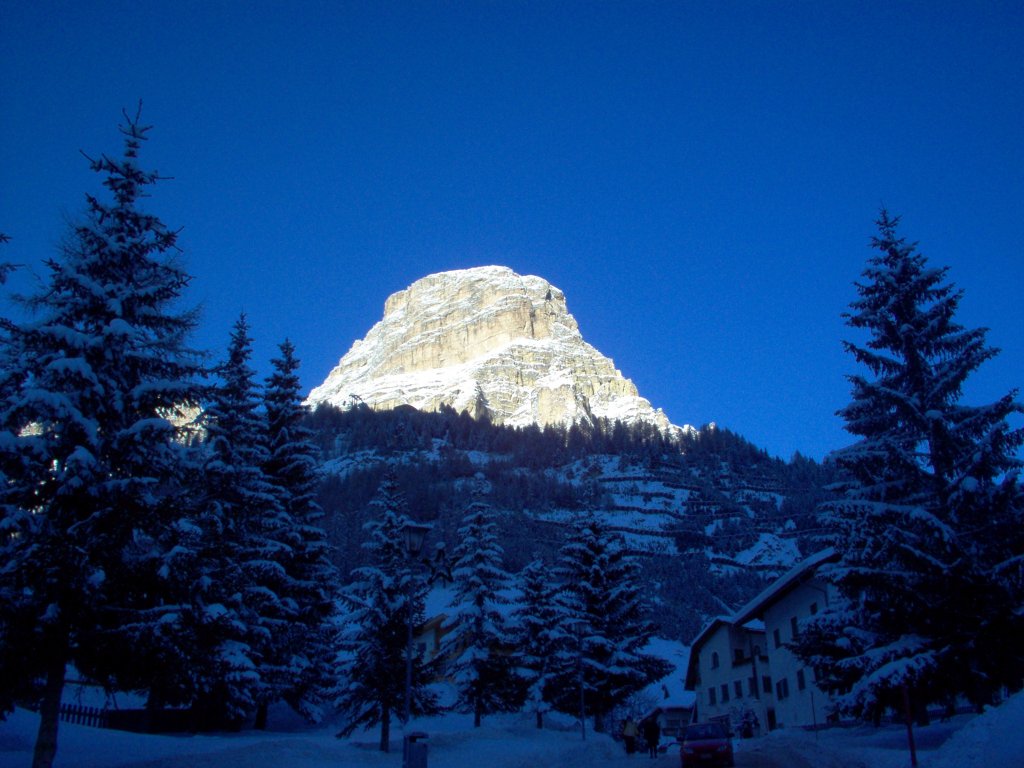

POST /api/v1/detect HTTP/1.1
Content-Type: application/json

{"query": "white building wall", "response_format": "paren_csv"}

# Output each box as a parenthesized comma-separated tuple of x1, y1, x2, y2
(694, 624, 772, 733)
(762, 579, 835, 729)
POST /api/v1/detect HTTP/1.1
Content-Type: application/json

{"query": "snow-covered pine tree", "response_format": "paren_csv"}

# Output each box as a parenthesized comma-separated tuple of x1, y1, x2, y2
(0, 232, 14, 283)
(555, 513, 670, 733)
(795, 211, 1024, 717)
(443, 477, 522, 727)
(261, 339, 339, 723)
(180, 316, 283, 728)
(512, 557, 570, 729)
(333, 474, 438, 751)
(0, 109, 204, 768)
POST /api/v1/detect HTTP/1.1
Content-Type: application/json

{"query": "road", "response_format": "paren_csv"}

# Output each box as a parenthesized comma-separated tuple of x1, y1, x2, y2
(737, 743, 817, 768)
(639, 738, 867, 768)
(733, 736, 867, 768)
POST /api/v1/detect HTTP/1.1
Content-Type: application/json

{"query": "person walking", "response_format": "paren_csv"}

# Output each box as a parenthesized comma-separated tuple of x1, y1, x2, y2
(641, 716, 661, 758)
(622, 717, 638, 755)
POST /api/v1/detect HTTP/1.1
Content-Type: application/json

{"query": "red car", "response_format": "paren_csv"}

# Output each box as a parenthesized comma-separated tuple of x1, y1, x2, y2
(679, 722, 734, 767)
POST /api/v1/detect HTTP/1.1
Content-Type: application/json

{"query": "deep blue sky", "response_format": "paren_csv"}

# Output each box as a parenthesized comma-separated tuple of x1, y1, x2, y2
(3, 1, 1022, 460)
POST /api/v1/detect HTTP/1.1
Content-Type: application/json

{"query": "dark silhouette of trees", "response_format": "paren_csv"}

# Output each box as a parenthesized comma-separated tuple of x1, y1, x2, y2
(794, 212, 1024, 717)
(0, 109, 204, 767)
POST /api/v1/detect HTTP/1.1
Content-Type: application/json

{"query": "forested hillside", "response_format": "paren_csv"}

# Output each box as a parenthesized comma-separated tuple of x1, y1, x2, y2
(308, 403, 837, 638)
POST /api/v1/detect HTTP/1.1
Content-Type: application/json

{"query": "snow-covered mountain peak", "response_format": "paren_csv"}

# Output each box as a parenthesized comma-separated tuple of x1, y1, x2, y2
(307, 266, 686, 435)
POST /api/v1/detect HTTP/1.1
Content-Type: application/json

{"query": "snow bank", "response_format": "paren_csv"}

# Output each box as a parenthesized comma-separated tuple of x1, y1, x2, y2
(0, 709, 637, 768)
(3, 692, 1021, 768)
(928, 692, 1024, 768)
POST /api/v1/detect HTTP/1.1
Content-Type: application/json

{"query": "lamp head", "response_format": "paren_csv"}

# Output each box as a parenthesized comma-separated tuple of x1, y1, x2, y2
(401, 521, 432, 557)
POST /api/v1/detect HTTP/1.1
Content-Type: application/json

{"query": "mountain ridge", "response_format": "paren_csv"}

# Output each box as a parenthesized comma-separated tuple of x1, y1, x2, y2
(306, 266, 687, 436)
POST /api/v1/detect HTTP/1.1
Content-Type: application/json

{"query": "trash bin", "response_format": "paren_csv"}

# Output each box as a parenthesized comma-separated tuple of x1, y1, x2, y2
(403, 731, 429, 768)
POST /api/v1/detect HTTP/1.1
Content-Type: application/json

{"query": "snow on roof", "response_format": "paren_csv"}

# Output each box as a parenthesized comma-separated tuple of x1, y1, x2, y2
(631, 636, 697, 716)
(731, 547, 838, 626)
(425, 583, 456, 619)
(683, 617, 767, 690)
(684, 549, 836, 691)
(686, 616, 733, 656)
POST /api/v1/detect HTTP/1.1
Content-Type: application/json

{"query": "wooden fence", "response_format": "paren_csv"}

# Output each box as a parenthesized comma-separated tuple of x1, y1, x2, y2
(57, 703, 197, 733)
(58, 703, 109, 729)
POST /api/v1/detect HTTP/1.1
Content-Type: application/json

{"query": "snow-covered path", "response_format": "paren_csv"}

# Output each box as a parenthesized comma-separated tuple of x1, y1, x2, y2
(0, 713, 817, 768)
(4, 693, 1022, 768)
(737, 737, 860, 768)
(1, 710, 667, 768)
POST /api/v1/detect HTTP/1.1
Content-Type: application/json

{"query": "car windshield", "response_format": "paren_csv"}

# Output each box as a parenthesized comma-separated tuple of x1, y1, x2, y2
(684, 723, 726, 740)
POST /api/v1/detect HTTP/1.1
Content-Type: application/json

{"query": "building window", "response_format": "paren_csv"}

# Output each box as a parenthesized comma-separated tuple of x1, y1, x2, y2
(734, 648, 745, 663)
(708, 687, 717, 706)
(776, 678, 790, 701)
(810, 601, 818, 615)
(797, 669, 806, 691)
(791, 616, 799, 638)
(711, 651, 720, 669)
(721, 683, 730, 703)
(763, 675, 772, 695)
(773, 628, 781, 648)
(748, 677, 757, 697)
(734, 680, 743, 699)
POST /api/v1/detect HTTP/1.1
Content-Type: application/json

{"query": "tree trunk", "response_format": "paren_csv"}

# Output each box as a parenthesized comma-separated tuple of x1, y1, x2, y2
(379, 705, 390, 753)
(914, 696, 930, 727)
(32, 654, 66, 768)
(144, 690, 165, 734)
(536, 710, 543, 729)
(254, 702, 268, 730)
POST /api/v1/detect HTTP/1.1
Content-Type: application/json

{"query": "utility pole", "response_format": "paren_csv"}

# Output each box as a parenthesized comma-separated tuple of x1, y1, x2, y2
(399, 522, 433, 725)
(901, 684, 919, 768)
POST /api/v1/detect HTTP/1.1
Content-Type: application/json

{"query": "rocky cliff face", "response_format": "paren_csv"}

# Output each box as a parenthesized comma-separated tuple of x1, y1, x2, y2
(307, 266, 683, 434)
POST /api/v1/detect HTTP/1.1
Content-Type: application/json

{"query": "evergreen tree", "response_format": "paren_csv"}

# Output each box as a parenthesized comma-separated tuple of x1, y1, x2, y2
(261, 339, 339, 723)
(512, 557, 570, 728)
(333, 474, 438, 751)
(169, 316, 282, 728)
(795, 212, 1024, 717)
(443, 478, 522, 726)
(0, 109, 204, 768)
(555, 513, 670, 733)
(0, 232, 15, 283)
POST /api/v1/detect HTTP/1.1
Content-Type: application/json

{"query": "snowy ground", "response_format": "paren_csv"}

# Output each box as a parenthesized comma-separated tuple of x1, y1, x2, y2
(4, 691, 1023, 768)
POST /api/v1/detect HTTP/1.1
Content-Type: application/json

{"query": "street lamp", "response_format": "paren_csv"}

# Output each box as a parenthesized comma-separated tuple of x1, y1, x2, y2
(401, 521, 432, 560)
(400, 521, 434, 725)
(567, 618, 588, 741)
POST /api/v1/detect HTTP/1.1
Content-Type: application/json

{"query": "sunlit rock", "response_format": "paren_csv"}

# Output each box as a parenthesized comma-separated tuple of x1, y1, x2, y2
(307, 266, 684, 435)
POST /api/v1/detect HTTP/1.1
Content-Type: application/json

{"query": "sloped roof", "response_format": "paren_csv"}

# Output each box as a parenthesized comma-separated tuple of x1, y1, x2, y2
(683, 548, 836, 692)
(683, 616, 765, 690)
(731, 547, 838, 625)
(687, 616, 733, 657)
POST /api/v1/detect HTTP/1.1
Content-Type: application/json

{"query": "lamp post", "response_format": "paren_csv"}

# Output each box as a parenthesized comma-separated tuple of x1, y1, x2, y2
(567, 619, 587, 740)
(400, 521, 433, 726)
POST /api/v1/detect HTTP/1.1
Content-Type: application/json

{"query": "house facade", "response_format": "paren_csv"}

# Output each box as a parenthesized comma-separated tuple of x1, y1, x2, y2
(415, 613, 455, 666)
(684, 618, 773, 735)
(685, 549, 839, 733)
(643, 703, 694, 740)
